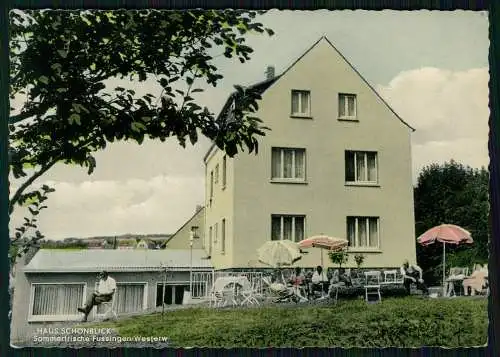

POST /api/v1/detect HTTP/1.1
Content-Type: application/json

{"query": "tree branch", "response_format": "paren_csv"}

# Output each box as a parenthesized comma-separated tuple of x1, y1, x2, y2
(9, 158, 59, 214)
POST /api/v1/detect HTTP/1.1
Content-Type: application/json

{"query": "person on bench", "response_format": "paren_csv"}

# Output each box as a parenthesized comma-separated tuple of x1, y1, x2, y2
(401, 260, 428, 296)
(78, 271, 116, 322)
(311, 266, 329, 296)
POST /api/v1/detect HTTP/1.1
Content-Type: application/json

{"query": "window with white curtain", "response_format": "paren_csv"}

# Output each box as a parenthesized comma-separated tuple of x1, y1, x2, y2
(338, 93, 357, 119)
(271, 215, 305, 242)
(291, 90, 311, 116)
(31, 283, 85, 317)
(221, 218, 226, 254)
(345, 151, 378, 183)
(222, 156, 227, 188)
(346, 217, 379, 249)
(96, 283, 145, 315)
(271, 148, 306, 181)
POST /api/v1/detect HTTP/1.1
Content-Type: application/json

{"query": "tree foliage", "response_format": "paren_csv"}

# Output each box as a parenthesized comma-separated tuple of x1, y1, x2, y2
(414, 160, 489, 285)
(8, 9, 274, 258)
(328, 249, 349, 269)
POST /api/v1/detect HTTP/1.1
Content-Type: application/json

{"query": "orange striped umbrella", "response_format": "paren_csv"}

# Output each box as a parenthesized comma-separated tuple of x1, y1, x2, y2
(298, 235, 348, 266)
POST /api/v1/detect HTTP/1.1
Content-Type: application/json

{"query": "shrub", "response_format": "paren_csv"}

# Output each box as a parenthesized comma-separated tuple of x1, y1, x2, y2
(328, 249, 349, 269)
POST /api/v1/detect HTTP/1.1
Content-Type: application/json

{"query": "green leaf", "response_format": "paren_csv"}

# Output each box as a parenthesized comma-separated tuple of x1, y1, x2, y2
(89, 63, 96, 71)
(68, 113, 81, 125)
(57, 50, 68, 58)
(38, 76, 49, 85)
(131, 122, 146, 132)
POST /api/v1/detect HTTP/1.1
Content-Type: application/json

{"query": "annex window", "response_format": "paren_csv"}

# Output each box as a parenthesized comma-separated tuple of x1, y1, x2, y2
(339, 93, 357, 119)
(222, 156, 227, 188)
(271, 148, 306, 181)
(221, 218, 226, 254)
(347, 216, 379, 249)
(209, 170, 214, 204)
(214, 222, 218, 244)
(291, 90, 311, 116)
(214, 164, 219, 184)
(96, 283, 146, 315)
(156, 283, 189, 306)
(271, 215, 305, 242)
(31, 283, 85, 319)
(345, 151, 378, 183)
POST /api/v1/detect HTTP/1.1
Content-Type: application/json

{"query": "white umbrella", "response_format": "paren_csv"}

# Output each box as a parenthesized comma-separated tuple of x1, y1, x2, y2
(257, 240, 302, 268)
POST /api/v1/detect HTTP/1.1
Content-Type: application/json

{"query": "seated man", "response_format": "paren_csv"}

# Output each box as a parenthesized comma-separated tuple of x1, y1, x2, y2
(400, 260, 428, 296)
(311, 266, 329, 295)
(78, 271, 116, 322)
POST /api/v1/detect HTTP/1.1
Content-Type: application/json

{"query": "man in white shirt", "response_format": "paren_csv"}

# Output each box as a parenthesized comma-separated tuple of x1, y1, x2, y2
(78, 271, 116, 322)
(401, 260, 428, 296)
(311, 266, 329, 296)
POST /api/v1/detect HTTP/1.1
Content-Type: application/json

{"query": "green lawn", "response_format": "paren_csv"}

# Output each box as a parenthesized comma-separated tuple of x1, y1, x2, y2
(87, 297, 488, 348)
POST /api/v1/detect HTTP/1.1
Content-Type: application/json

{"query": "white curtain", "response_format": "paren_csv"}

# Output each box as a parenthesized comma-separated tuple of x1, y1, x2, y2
(300, 92, 309, 114)
(369, 218, 379, 247)
(32, 284, 84, 316)
(294, 217, 305, 242)
(358, 218, 368, 247)
(115, 284, 144, 313)
(283, 217, 293, 241)
(356, 152, 366, 181)
(271, 148, 281, 178)
(291, 91, 299, 114)
(283, 149, 293, 178)
(347, 218, 356, 247)
(367, 153, 377, 182)
(347, 95, 355, 116)
(294, 150, 305, 179)
(339, 95, 346, 117)
(271, 216, 281, 240)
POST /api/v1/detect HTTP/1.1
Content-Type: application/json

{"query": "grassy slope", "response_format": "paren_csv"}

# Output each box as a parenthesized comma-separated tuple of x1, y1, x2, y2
(87, 297, 488, 348)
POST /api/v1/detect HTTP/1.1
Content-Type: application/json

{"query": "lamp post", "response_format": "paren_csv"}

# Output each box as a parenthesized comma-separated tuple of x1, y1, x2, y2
(189, 226, 199, 296)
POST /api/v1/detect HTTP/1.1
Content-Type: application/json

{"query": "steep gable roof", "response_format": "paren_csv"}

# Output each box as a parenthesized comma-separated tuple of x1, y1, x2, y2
(204, 36, 414, 162)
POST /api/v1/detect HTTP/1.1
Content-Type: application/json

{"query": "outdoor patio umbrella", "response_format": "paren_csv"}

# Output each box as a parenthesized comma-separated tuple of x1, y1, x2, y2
(298, 235, 348, 267)
(257, 240, 303, 268)
(417, 224, 474, 296)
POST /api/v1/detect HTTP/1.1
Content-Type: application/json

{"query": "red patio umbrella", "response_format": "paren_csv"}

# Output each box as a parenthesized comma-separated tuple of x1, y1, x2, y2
(298, 235, 348, 266)
(417, 224, 473, 295)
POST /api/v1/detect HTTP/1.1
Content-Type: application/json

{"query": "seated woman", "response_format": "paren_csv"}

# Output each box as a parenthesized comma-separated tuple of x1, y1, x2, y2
(463, 264, 488, 296)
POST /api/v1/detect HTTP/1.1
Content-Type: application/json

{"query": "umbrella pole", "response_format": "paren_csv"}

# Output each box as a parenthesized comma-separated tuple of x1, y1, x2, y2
(442, 242, 446, 297)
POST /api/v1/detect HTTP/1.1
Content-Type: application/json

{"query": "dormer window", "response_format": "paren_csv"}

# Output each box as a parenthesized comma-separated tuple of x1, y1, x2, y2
(291, 90, 311, 117)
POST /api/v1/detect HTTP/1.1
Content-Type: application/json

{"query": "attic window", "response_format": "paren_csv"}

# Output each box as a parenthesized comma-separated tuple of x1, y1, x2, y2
(291, 90, 311, 117)
(339, 93, 357, 120)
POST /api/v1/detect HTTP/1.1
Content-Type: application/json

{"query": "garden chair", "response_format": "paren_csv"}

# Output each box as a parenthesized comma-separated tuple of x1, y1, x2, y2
(99, 288, 118, 321)
(463, 265, 488, 296)
(445, 267, 469, 297)
(382, 270, 398, 285)
(364, 271, 382, 303)
(240, 278, 264, 306)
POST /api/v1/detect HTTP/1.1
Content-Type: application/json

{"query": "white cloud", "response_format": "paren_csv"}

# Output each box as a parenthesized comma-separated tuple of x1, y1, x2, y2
(9, 175, 204, 240)
(376, 67, 489, 182)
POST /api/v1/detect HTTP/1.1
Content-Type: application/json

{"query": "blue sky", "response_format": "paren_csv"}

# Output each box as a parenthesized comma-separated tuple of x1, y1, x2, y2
(10, 10, 490, 239)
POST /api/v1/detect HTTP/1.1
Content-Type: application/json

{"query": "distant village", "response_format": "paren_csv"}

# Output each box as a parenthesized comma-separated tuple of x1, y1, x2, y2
(29, 234, 171, 250)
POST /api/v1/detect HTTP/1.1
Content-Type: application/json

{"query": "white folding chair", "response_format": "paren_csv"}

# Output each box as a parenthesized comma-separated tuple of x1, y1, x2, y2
(100, 291, 117, 321)
(364, 271, 382, 303)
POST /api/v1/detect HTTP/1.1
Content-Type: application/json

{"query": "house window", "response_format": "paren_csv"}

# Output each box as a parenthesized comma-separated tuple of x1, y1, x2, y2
(96, 283, 146, 315)
(214, 164, 219, 184)
(339, 93, 357, 119)
(347, 217, 379, 249)
(271, 215, 305, 242)
(209, 170, 214, 204)
(271, 148, 306, 181)
(222, 156, 227, 188)
(221, 218, 226, 254)
(208, 226, 213, 255)
(291, 90, 311, 116)
(214, 222, 218, 243)
(345, 151, 378, 183)
(31, 283, 85, 319)
(156, 283, 189, 306)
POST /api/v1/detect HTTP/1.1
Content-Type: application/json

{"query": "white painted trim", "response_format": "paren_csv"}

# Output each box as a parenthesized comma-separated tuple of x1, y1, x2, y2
(28, 282, 87, 323)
